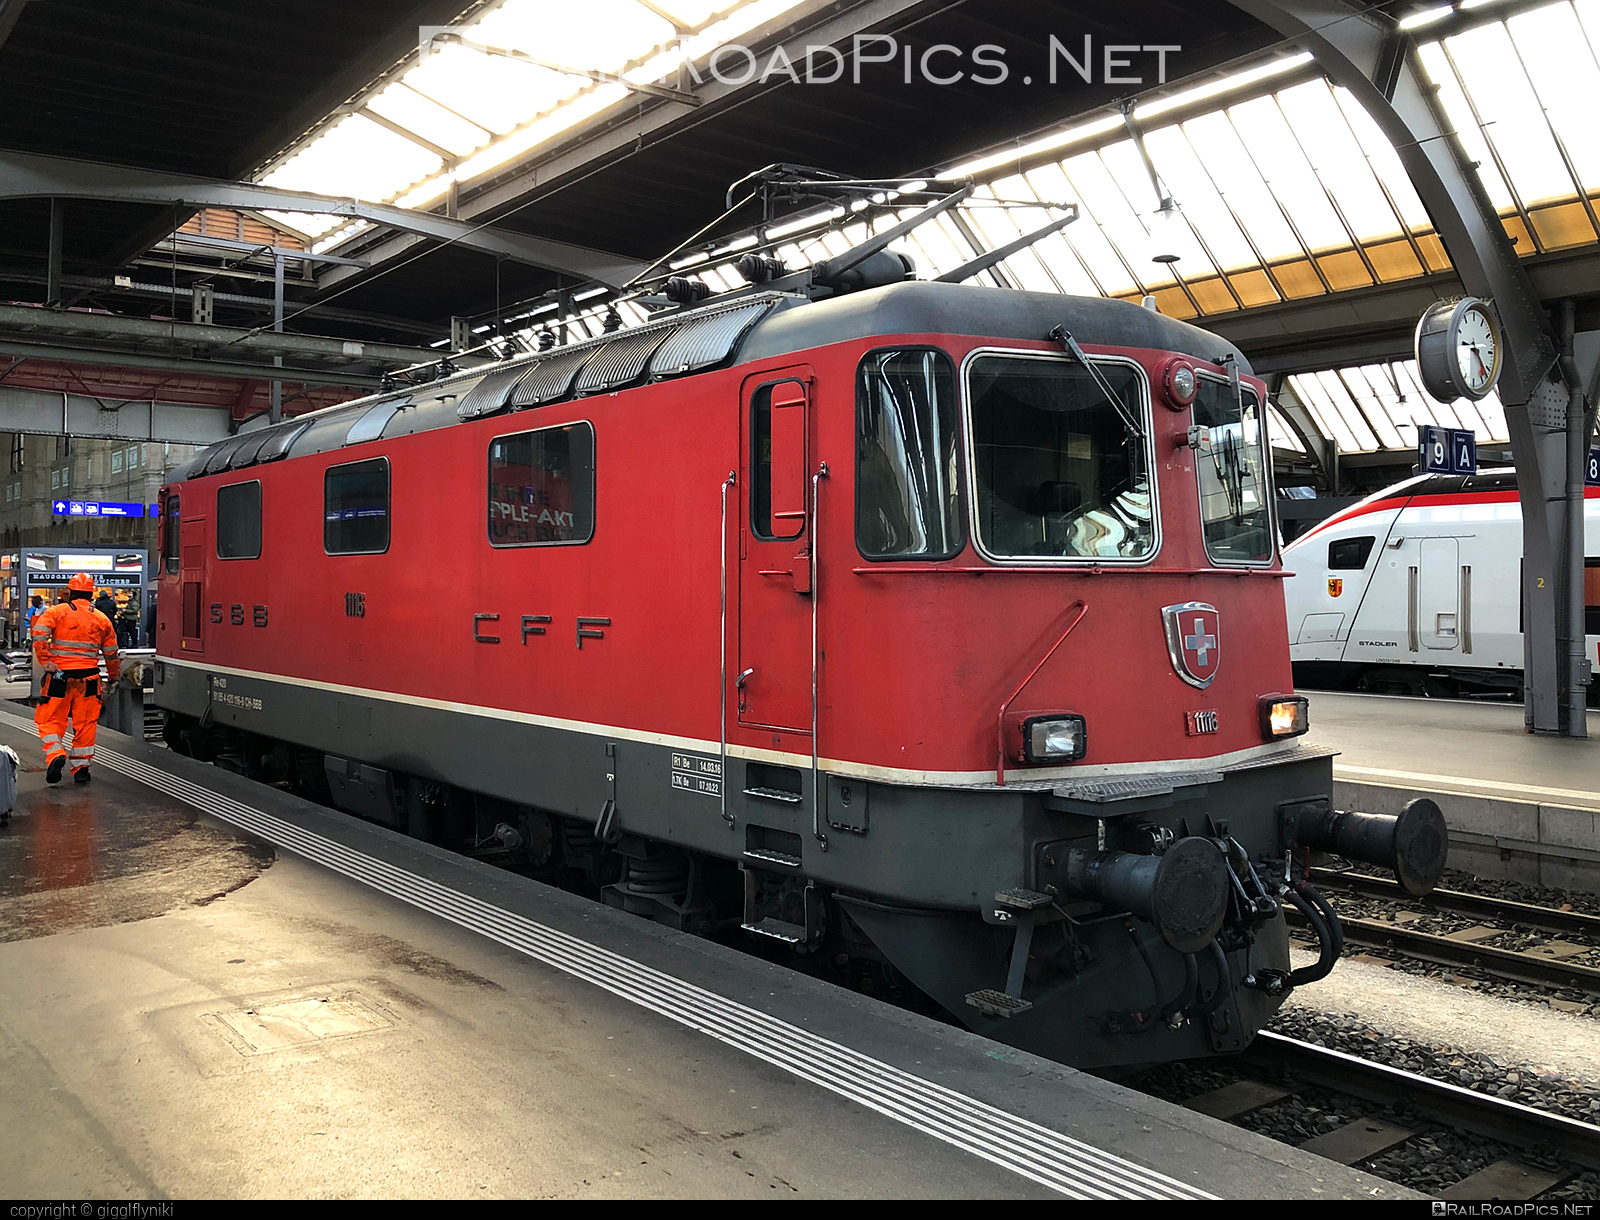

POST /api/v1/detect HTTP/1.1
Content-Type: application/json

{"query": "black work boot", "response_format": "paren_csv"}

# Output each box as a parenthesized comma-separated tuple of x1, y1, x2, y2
(73, 767, 90, 785)
(45, 756, 63, 784)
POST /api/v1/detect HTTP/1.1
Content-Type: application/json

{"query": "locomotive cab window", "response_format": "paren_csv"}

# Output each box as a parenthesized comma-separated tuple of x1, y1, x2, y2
(324, 458, 390, 555)
(857, 348, 963, 559)
(216, 481, 261, 560)
(752, 381, 807, 541)
(1194, 378, 1273, 564)
(162, 494, 180, 573)
(488, 422, 595, 546)
(1328, 535, 1376, 570)
(967, 353, 1153, 560)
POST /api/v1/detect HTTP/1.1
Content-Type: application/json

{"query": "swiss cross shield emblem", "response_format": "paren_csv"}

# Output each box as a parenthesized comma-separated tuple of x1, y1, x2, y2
(1162, 602, 1221, 689)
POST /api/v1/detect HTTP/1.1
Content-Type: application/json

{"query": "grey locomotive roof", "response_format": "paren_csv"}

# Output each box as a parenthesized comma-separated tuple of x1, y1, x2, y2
(169, 281, 1251, 484)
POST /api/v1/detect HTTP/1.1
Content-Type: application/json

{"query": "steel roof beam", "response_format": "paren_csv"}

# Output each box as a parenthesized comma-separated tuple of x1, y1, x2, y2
(0, 149, 647, 287)
(0, 339, 386, 390)
(0, 302, 439, 368)
(0, 383, 234, 445)
(1228, 0, 1571, 732)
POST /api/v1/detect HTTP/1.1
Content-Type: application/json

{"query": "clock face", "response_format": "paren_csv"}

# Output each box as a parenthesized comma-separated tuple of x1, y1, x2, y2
(1455, 305, 1499, 395)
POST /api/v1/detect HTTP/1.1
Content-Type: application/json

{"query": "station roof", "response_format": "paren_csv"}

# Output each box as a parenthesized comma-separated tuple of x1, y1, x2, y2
(0, 0, 1593, 471)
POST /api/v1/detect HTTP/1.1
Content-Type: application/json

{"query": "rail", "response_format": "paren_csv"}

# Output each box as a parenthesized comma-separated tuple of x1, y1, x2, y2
(1311, 868, 1600, 939)
(1284, 906, 1600, 994)
(1242, 1031, 1600, 1171)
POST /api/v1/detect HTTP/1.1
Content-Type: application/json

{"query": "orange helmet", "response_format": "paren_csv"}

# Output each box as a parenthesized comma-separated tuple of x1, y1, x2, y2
(67, 573, 95, 593)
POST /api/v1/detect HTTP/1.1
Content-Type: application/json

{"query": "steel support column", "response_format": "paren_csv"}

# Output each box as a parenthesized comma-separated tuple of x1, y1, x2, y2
(44, 198, 62, 307)
(1226, 0, 1572, 733)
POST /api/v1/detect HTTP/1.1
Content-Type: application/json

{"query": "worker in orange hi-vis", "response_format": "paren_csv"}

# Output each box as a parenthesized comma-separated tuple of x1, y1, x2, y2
(32, 573, 121, 785)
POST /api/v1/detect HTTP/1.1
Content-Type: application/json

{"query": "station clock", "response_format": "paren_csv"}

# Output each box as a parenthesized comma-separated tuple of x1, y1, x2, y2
(1414, 296, 1503, 402)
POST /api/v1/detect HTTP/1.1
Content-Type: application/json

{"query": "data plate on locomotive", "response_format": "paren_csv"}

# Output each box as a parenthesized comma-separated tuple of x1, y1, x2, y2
(1185, 709, 1220, 736)
(670, 751, 722, 798)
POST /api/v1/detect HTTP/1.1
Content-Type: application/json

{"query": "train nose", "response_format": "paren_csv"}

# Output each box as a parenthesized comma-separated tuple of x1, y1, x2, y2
(1286, 797, 1449, 896)
(1064, 837, 1230, 953)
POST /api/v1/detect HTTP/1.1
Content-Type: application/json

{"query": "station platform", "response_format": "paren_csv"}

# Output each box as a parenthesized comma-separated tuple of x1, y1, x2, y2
(1306, 692, 1600, 890)
(0, 710, 1410, 1200)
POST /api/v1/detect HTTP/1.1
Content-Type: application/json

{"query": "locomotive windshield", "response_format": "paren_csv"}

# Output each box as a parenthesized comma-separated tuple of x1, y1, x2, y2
(855, 349, 963, 559)
(1193, 378, 1272, 563)
(966, 354, 1152, 561)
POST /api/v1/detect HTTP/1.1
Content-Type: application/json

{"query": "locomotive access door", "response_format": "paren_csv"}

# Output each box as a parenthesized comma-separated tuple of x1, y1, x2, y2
(738, 371, 813, 733)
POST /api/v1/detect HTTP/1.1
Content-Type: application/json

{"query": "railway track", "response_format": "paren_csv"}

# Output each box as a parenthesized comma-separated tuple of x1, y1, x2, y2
(1285, 870, 1600, 995)
(1162, 1032, 1600, 1198)
(1240, 1032, 1600, 1172)
(1310, 869, 1600, 940)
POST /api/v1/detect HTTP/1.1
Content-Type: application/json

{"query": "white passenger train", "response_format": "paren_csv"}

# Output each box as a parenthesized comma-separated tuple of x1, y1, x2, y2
(1282, 470, 1600, 699)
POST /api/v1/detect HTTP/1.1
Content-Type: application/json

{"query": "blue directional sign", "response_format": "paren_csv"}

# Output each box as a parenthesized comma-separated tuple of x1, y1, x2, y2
(51, 500, 145, 518)
(1587, 447, 1600, 487)
(1419, 425, 1477, 475)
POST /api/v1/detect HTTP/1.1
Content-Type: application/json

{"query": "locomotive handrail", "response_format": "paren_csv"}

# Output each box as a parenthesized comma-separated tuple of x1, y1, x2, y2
(995, 599, 1090, 786)
(811, 461, 830, 853)
(720, 470, 737, 830)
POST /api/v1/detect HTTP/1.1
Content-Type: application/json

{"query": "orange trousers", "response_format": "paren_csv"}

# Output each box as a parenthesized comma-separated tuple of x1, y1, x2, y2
(35, 676, 101, 773)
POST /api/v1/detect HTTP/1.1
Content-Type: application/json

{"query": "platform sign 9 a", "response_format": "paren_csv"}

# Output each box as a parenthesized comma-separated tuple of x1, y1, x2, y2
(1419, 425, 1476, 475)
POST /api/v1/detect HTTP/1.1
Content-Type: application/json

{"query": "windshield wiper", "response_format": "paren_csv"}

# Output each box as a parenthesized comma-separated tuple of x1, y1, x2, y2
(1048, 326, 1144, 439)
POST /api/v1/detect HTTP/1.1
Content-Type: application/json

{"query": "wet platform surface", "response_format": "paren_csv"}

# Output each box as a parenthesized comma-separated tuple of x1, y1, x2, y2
(0, 713, 1408, 1200)
(0, 721, 273, 942)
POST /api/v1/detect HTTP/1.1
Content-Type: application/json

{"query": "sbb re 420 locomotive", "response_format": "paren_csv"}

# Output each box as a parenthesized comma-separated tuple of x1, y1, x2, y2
(152, 277, 1448, 1069)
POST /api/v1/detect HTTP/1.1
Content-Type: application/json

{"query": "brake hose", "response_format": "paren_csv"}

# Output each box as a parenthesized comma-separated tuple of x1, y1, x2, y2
(1284, 886, 1340, 986)
(1191, 940, 1234, 1019)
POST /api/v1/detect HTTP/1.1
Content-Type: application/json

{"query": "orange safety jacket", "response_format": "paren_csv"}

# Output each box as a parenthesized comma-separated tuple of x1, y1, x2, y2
(32, 600, 121, 683)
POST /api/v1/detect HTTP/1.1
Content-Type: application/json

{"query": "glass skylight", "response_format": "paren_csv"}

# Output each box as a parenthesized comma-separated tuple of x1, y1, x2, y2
(1285, 360, 1509, 456)
(254, 0, 810, 241)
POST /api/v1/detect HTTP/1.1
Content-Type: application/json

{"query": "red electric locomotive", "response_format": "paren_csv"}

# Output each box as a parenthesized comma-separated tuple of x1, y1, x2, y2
(152, 257, 1447, 1068)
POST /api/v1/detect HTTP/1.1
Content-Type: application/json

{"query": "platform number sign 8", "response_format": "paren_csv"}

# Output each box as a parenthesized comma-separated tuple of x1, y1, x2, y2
(1588, 447, 1600, 488)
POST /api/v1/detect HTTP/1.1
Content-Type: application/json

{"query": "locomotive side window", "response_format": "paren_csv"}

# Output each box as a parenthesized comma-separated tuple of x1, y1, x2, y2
(856, 349, 963, 559)
(967, 354, 1153, 561)
(1194, 379, 1273, 564)
(324, 458, 390, 555)
(1328, 535, 1376, 570)
(162, 494, 180, 574)
(216, 481, 262, 560)
(751, 381, 807, 541)
(487, 422, 595, 547)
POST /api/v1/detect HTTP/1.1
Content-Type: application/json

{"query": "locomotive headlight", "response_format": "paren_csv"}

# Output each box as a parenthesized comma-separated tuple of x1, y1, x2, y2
(1023, 714, 1088, 763)
(1259, 694, 1309, 739)
(1160, 357, 1199, 410)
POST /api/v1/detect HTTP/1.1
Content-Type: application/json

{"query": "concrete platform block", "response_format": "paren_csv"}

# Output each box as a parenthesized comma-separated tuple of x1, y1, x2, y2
(1333, 782, 1538, 841)
(1538, 805, 1599, 852)
(1537, 858, 1600, 895)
